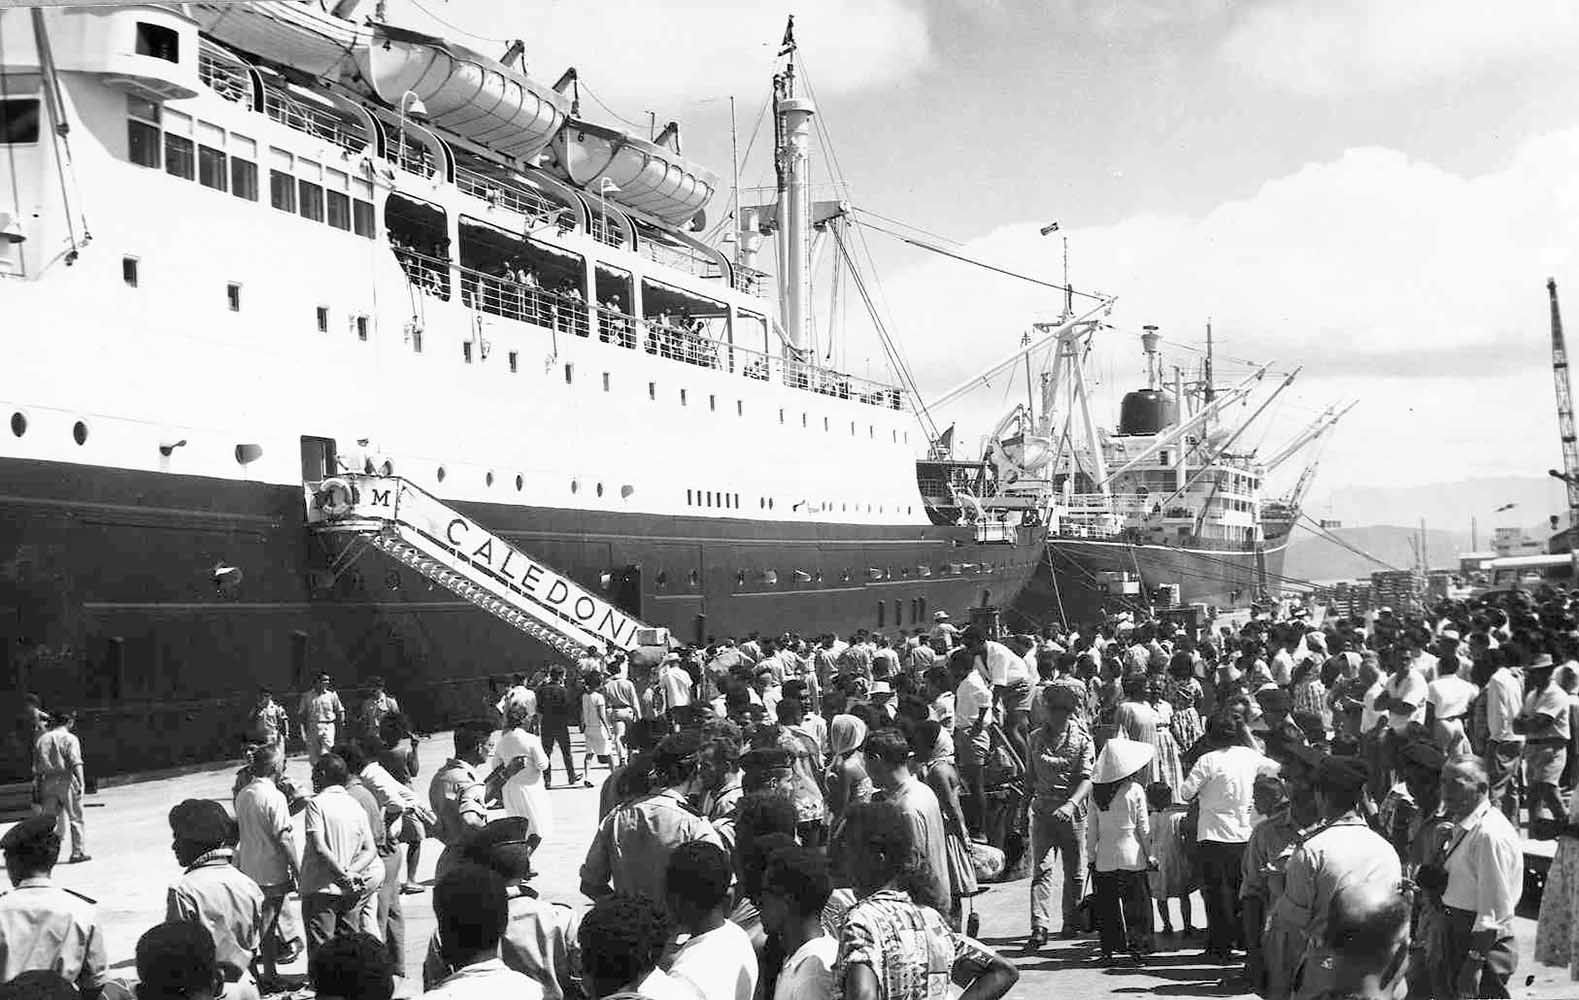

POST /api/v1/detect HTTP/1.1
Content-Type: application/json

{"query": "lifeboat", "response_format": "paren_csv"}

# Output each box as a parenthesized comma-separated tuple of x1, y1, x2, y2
(190, 1, 368, 80)
(552, 118, 720, 228)
(360, 25, 569, 161)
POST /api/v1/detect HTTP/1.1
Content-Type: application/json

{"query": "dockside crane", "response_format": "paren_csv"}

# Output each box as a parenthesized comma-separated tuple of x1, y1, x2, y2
(1546, 279, 1579, 564)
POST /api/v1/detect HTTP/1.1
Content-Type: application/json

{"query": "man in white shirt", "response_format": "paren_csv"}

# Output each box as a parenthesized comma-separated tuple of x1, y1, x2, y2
(664, 841, 757, 1000)
(1438, 756, 1522, 999)
(1482, 654, 1524, 821)
(657, 654, 694, 718)
(760, 845, 836, 1000)
(233, 746, 301, 983)
(953, 654, 995, 837)
(300, 753, 381, 961)
(579, 894, 698, 1000)
(1181, 714, 1279, 962)
(1425, 657, 1479, 757)
(424, 864, 545, 1000)
(968, 629, 1032, 761)
(1271, 636, 1298, 688)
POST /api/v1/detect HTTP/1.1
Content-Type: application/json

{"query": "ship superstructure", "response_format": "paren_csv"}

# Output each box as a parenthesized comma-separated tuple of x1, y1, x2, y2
(0, 3, 1044, 775)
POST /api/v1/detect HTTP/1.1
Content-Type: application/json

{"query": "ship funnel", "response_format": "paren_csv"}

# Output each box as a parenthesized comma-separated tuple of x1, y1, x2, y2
(1141, 325, 1161, 389)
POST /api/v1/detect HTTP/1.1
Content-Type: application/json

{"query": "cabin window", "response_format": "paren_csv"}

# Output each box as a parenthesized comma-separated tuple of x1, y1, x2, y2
(326, 190, 351, 231)
(709, 394, 716, 412)
(226, 283, 241, 311)
(648, 381, 656, 400)
(134, 22, 180, 63)
(298, 180, 324, 222)
(127, 96, 161, 167)
(196, 144, 226, 191)
(122, 257, 139, 287)
(564, 363, 574, 384)
(316, 306, 329, 332)
(508, 351, 518, 373)
(353, 200, 376, 238)
(269, 170, 295, 213)
(355, 316, 369, 341)
(462, 342, 473, 364)
(164, 133, 194, 180)
(602, 372, 610, 392)
(230, 157, 257, 201)
(0, 98, 40, 145)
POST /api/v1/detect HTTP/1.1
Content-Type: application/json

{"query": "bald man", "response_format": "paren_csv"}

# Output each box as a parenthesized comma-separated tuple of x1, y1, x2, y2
(1438, 755, 1521, 999)
(1324, 880, 1411, 999)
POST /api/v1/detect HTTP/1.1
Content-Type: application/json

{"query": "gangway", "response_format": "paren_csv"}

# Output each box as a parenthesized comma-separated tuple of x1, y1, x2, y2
(304, 475, 668, 659)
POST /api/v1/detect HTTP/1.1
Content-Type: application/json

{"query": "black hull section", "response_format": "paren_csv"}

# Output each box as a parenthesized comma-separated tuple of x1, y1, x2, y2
(1014, 537, 1290, 627)
(0, 458, 1043, 778)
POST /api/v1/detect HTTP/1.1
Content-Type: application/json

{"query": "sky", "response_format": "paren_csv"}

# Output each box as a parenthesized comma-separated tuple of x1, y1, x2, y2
(390, 0, 1579, 515)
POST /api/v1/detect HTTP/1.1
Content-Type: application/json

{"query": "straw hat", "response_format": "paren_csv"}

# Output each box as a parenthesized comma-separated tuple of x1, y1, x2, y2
(1091, 736, 1154, 785)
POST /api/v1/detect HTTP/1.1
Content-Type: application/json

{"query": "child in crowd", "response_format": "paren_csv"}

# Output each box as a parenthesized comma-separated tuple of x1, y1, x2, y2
(1144, 782, 1197, 937)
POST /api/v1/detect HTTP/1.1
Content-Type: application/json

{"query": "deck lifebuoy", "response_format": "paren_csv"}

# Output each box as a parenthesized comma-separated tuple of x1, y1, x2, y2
(316, 477, 358, 517)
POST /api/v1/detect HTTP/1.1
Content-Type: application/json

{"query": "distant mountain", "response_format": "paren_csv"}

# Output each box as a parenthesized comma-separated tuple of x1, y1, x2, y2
(1283, 524, 1474, 585)
(1304, 475, 1568, 541)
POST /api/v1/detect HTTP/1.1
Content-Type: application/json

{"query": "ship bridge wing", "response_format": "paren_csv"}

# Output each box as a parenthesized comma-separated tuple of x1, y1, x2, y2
(305, 475, 666, 657)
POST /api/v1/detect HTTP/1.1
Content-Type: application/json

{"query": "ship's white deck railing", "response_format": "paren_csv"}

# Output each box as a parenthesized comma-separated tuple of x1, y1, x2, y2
(262, 84, 367, 154)
(1065, 493, 1152, 516)
(454, 166, 565, 227)
(197, 43, 255, 110)
(435, 257, 904, 409)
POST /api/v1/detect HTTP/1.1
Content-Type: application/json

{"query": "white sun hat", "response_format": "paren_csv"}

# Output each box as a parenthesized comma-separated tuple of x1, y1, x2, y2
(1091, 736, 1155, 785)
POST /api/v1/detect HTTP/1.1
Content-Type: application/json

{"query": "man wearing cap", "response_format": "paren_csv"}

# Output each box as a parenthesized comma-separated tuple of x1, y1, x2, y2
(1438, 755, 1522, 999)
(656, 652, 695, 723)
(298, 673, 345, 767)
(929, 611, 959, 651)
(1517, 653, 1569, 837)
(580, 730, 722, 902)
(0, 815, 106, 996)
(245, 688, 290, 764)
(1271, 755, 1400, 1000)
(33, 711, 87, 864)
(356, 677, 401, 744)
(422, 818, 582, 1000)
(233, 745, 302, 985)
(165, 798, 264, 991)
(1025, 684, 1093, 948)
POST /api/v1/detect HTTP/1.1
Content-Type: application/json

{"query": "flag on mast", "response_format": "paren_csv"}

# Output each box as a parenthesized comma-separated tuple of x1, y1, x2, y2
(779, 15, 797, 56)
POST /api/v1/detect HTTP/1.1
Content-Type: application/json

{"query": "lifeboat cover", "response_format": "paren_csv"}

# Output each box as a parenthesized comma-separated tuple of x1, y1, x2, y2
(555, 117, 719, 227)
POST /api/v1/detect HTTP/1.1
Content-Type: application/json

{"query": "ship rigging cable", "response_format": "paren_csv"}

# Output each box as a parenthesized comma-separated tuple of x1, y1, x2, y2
(853, 214, 1108, 303)
(1297, 513, 1401, 572)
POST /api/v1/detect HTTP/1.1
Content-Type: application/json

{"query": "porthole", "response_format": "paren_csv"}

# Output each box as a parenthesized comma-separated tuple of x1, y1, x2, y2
(436, 466, 446, 482)
(596, 482, 604, 497)
(9, 412, 25, 437)
(485, 470, 495, 487)
(515, 474, 524, 491)
(621, 485, 634, 499)
(768, 498, 774, 510)
(760, 498, 765, 510)
(72, 420, 88, 446)
(571, 480, 580, 494)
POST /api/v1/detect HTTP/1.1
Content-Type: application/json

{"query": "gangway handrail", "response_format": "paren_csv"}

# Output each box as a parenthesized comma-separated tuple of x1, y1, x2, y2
(305, 474, 666, 657)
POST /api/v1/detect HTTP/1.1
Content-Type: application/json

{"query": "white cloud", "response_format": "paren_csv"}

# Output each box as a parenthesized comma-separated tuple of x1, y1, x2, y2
(1221, 0, 1579, 97)
(865, 127, 1579, 492)
(387, 0, 931, 113)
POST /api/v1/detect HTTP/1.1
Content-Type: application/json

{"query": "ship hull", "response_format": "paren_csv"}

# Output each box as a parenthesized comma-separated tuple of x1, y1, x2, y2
(0, 456, 1043, 778)
(1015, 535, 1291, 627)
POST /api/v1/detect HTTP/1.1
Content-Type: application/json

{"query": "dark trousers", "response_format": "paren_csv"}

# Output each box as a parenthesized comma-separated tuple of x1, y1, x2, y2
(541, 720, 577, 781)
(1442, 905, 1515, 998)
(303, 892, 359, 961)
(1198, 840, 1247, 955)
(1092, 868, 1153, 955)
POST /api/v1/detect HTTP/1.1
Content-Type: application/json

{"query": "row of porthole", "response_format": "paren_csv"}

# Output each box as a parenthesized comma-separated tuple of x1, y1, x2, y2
(10, 412, 89, 445)
(646, 561, 1020, 591)
(432, 465, 633, 501)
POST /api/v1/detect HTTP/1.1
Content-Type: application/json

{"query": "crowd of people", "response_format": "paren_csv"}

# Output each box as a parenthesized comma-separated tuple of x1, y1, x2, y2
(13, 588, 1579, 1000)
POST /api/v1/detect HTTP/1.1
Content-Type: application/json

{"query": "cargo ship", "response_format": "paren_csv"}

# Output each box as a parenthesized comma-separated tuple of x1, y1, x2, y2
(0, 3, 1044, 775)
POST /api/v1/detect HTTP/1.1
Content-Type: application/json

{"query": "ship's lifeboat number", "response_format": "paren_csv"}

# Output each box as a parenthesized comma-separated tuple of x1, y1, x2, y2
(316, 477, 359, 517)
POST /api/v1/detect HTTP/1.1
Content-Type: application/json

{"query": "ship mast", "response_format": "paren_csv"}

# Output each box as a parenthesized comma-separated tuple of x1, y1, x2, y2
(773, 17, 814, 359)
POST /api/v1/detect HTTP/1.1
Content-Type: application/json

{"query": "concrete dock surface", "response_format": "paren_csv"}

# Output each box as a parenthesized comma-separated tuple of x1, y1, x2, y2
(12, 731, 1575, 999)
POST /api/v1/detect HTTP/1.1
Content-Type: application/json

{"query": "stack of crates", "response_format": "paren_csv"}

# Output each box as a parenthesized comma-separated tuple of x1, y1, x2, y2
(1370, 570, 1425, 612)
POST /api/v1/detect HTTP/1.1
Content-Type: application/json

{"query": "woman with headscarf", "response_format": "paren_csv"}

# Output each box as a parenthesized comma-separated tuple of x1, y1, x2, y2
(909, 719, 978, 928)
(1086, 737, 1156, 964)
(826, 714, 874, 827)
(491, 704, 553, 843)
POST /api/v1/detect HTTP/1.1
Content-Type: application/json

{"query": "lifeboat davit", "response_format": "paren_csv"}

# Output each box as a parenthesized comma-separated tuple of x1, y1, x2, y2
(191, 2, 368, 79)
(361, 25, 569, 161)
(553, 118, 720, 228)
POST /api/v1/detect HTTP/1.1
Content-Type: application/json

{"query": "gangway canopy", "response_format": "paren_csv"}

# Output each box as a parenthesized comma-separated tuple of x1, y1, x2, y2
(305, 475, 668, 657)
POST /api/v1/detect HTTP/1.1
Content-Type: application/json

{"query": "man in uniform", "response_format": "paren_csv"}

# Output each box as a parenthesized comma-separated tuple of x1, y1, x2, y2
(0, 814, 107, 996)
(428, 720, 495, 880)
(298, 673, 345, 766)
(245, 688, 290, 762)
(34, 711, 88, 864)
(356, 677, 401, 744)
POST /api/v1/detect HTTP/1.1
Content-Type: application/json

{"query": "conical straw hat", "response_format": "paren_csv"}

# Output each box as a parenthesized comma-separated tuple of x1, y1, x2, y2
(1092, 735, 1155, 784)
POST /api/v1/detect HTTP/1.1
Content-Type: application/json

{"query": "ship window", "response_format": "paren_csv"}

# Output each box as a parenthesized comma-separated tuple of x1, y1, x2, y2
(353, 200, 375, 238)
(680, 389, 688, 406)
(508, 350, 518, 373)
(436, 466, 446, 483)
(230, 158, 257, 201)
(709, 394, 716, 412)
(648, 381, 656, 400)
(893, 430, 898, 443)
(316, 306, 329, 332)
(226, 283, 241, 311)
(122, 257, 139, 288)
(128, 117, 160, 167)
(564, 363, 574, 384)
(10, 412, 26, 437)
(134, 22, 179, 63)
(515, 474, 524, 491)
(768, 498, 775, 510)
(737, 400, 743, 417)
(486, 471, 495, 487)
(326, 190, 351, 231)
(802, 413, 808, 428)
(778, 409, 784, 424)
(0, 98, 40, 145)
(462, 342, 473, 364)
(877, 602, 885, 627)
(824, 417, 829, 432)
(851, 422, 856, 435)
(197, 145, 225, 191)
(355, 316, 369, 341)
(298, 180, 324, 222)
(596, 482, 604, 497)
(687, 489, 694, 505)
(571, 480, 580, 494)
(602, 372, 610, 392)
(72, 420, 88, 446)
(411, 328, 422, 353)
(164, 133, 194, 180)
(269, 170, 295, 213)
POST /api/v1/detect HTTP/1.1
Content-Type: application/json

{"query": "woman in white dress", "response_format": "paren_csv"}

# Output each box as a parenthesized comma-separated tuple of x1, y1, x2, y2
(581, 670, 612, 788)
(492, 704, 553, 841)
